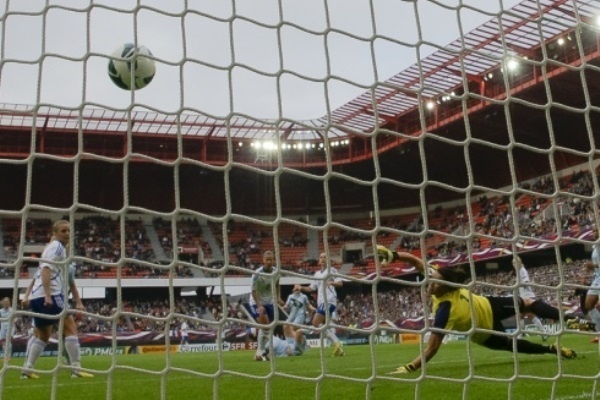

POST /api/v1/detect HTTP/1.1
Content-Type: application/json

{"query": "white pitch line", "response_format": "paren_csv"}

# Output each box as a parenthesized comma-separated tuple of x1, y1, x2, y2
(544, 392, 594, 400)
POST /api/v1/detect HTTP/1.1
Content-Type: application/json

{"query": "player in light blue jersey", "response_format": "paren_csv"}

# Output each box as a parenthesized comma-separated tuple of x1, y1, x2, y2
(249, 250, 282, 360)
(284, 285, 314, 326)
(0, 297, 13, 361)
(584, 241, 600, 342)
(21, 220, 93, 379)
(259, 324, 308, 359)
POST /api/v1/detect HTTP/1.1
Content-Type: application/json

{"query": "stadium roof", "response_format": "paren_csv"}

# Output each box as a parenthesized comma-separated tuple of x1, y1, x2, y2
(324, 0, 600, 133)
(0, 0, 598, 141)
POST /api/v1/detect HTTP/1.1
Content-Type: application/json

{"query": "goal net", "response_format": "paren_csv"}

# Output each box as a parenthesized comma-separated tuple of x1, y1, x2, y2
(0, 0, 599, 399)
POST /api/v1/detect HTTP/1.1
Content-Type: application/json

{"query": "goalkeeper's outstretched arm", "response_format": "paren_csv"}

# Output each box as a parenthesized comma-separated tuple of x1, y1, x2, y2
(376, 245, 427, 273)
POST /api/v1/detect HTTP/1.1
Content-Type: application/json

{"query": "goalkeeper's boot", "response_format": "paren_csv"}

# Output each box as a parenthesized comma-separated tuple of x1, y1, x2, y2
(567, 318, 596, 332)
(579, 320, 596, 332)
(566, 318, 581, 330)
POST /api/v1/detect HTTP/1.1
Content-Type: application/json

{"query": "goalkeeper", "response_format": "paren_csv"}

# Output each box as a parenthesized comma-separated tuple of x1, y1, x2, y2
(375, 246, 578, 375)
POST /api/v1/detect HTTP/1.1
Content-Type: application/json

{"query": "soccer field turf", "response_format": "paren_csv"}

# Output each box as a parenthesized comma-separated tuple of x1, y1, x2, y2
(2, 334, 598, 400)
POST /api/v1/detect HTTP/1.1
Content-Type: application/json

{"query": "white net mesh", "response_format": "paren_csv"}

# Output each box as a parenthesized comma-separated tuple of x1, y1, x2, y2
(0, 0, 599, 399)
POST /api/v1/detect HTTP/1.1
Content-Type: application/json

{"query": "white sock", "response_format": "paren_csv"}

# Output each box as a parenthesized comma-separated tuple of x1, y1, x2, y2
(257, 329, 267, 353)
(324, 326, 340, 345)
(518, 319, 526, 338)
(532, 317, 544, 332)
(588, 308, 600, 332)
(25, 335, 35, 359)
(24, 338, 46, 369)
(64, 336, 81, 371)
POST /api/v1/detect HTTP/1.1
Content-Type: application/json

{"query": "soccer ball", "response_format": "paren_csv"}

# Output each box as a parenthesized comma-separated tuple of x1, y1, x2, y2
(108, 43, 156, 90)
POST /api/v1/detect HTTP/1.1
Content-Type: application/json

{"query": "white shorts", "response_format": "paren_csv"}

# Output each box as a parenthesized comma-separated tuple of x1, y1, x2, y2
(588, 276, 600, 297)
(519, 289, 536, 300)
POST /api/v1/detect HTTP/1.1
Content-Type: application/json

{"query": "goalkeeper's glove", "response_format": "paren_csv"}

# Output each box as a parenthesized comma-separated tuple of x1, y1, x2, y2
(376, 245, 398, 265)
(388, 363, 417, 375)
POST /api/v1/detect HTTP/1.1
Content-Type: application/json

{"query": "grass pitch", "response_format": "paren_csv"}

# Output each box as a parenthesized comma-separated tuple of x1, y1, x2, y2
(1, 334, 598, 400)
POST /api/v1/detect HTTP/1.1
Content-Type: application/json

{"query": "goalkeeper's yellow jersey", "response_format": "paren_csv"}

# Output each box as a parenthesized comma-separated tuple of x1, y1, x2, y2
(431, 288, 494, 344)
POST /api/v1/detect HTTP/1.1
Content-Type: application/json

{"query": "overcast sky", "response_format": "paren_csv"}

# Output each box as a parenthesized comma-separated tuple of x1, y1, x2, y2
(0, 0, 523, 121)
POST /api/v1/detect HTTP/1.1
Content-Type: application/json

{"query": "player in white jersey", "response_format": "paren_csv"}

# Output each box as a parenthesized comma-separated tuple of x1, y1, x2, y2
(284, 285, 314, 326)
(0, 297, 13, 361)
(583, 241, 600, 342)
(301, 252, 345, 357)
(21, 220, 93, 379)
(249, 250, 281, 360)
(180, 320, 189, 346)
(513, 256, 546, 340)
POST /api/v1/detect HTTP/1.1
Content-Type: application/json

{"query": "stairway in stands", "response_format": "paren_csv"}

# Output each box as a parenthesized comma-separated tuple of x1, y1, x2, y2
(200, 220, 224, 261)
(143, 222, 169, 262)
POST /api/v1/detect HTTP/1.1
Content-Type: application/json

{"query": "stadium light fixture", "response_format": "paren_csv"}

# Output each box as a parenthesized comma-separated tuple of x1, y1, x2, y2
(263, 141, 276, 151)
(506, 58, 519, 72)
(425, 101, 435, 111)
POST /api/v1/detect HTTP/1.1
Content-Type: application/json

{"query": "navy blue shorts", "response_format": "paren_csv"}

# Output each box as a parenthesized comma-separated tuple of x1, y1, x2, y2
(316, 303, 336, 317)
(250, 303, 275, 322)
(30, 294, 65, 328)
